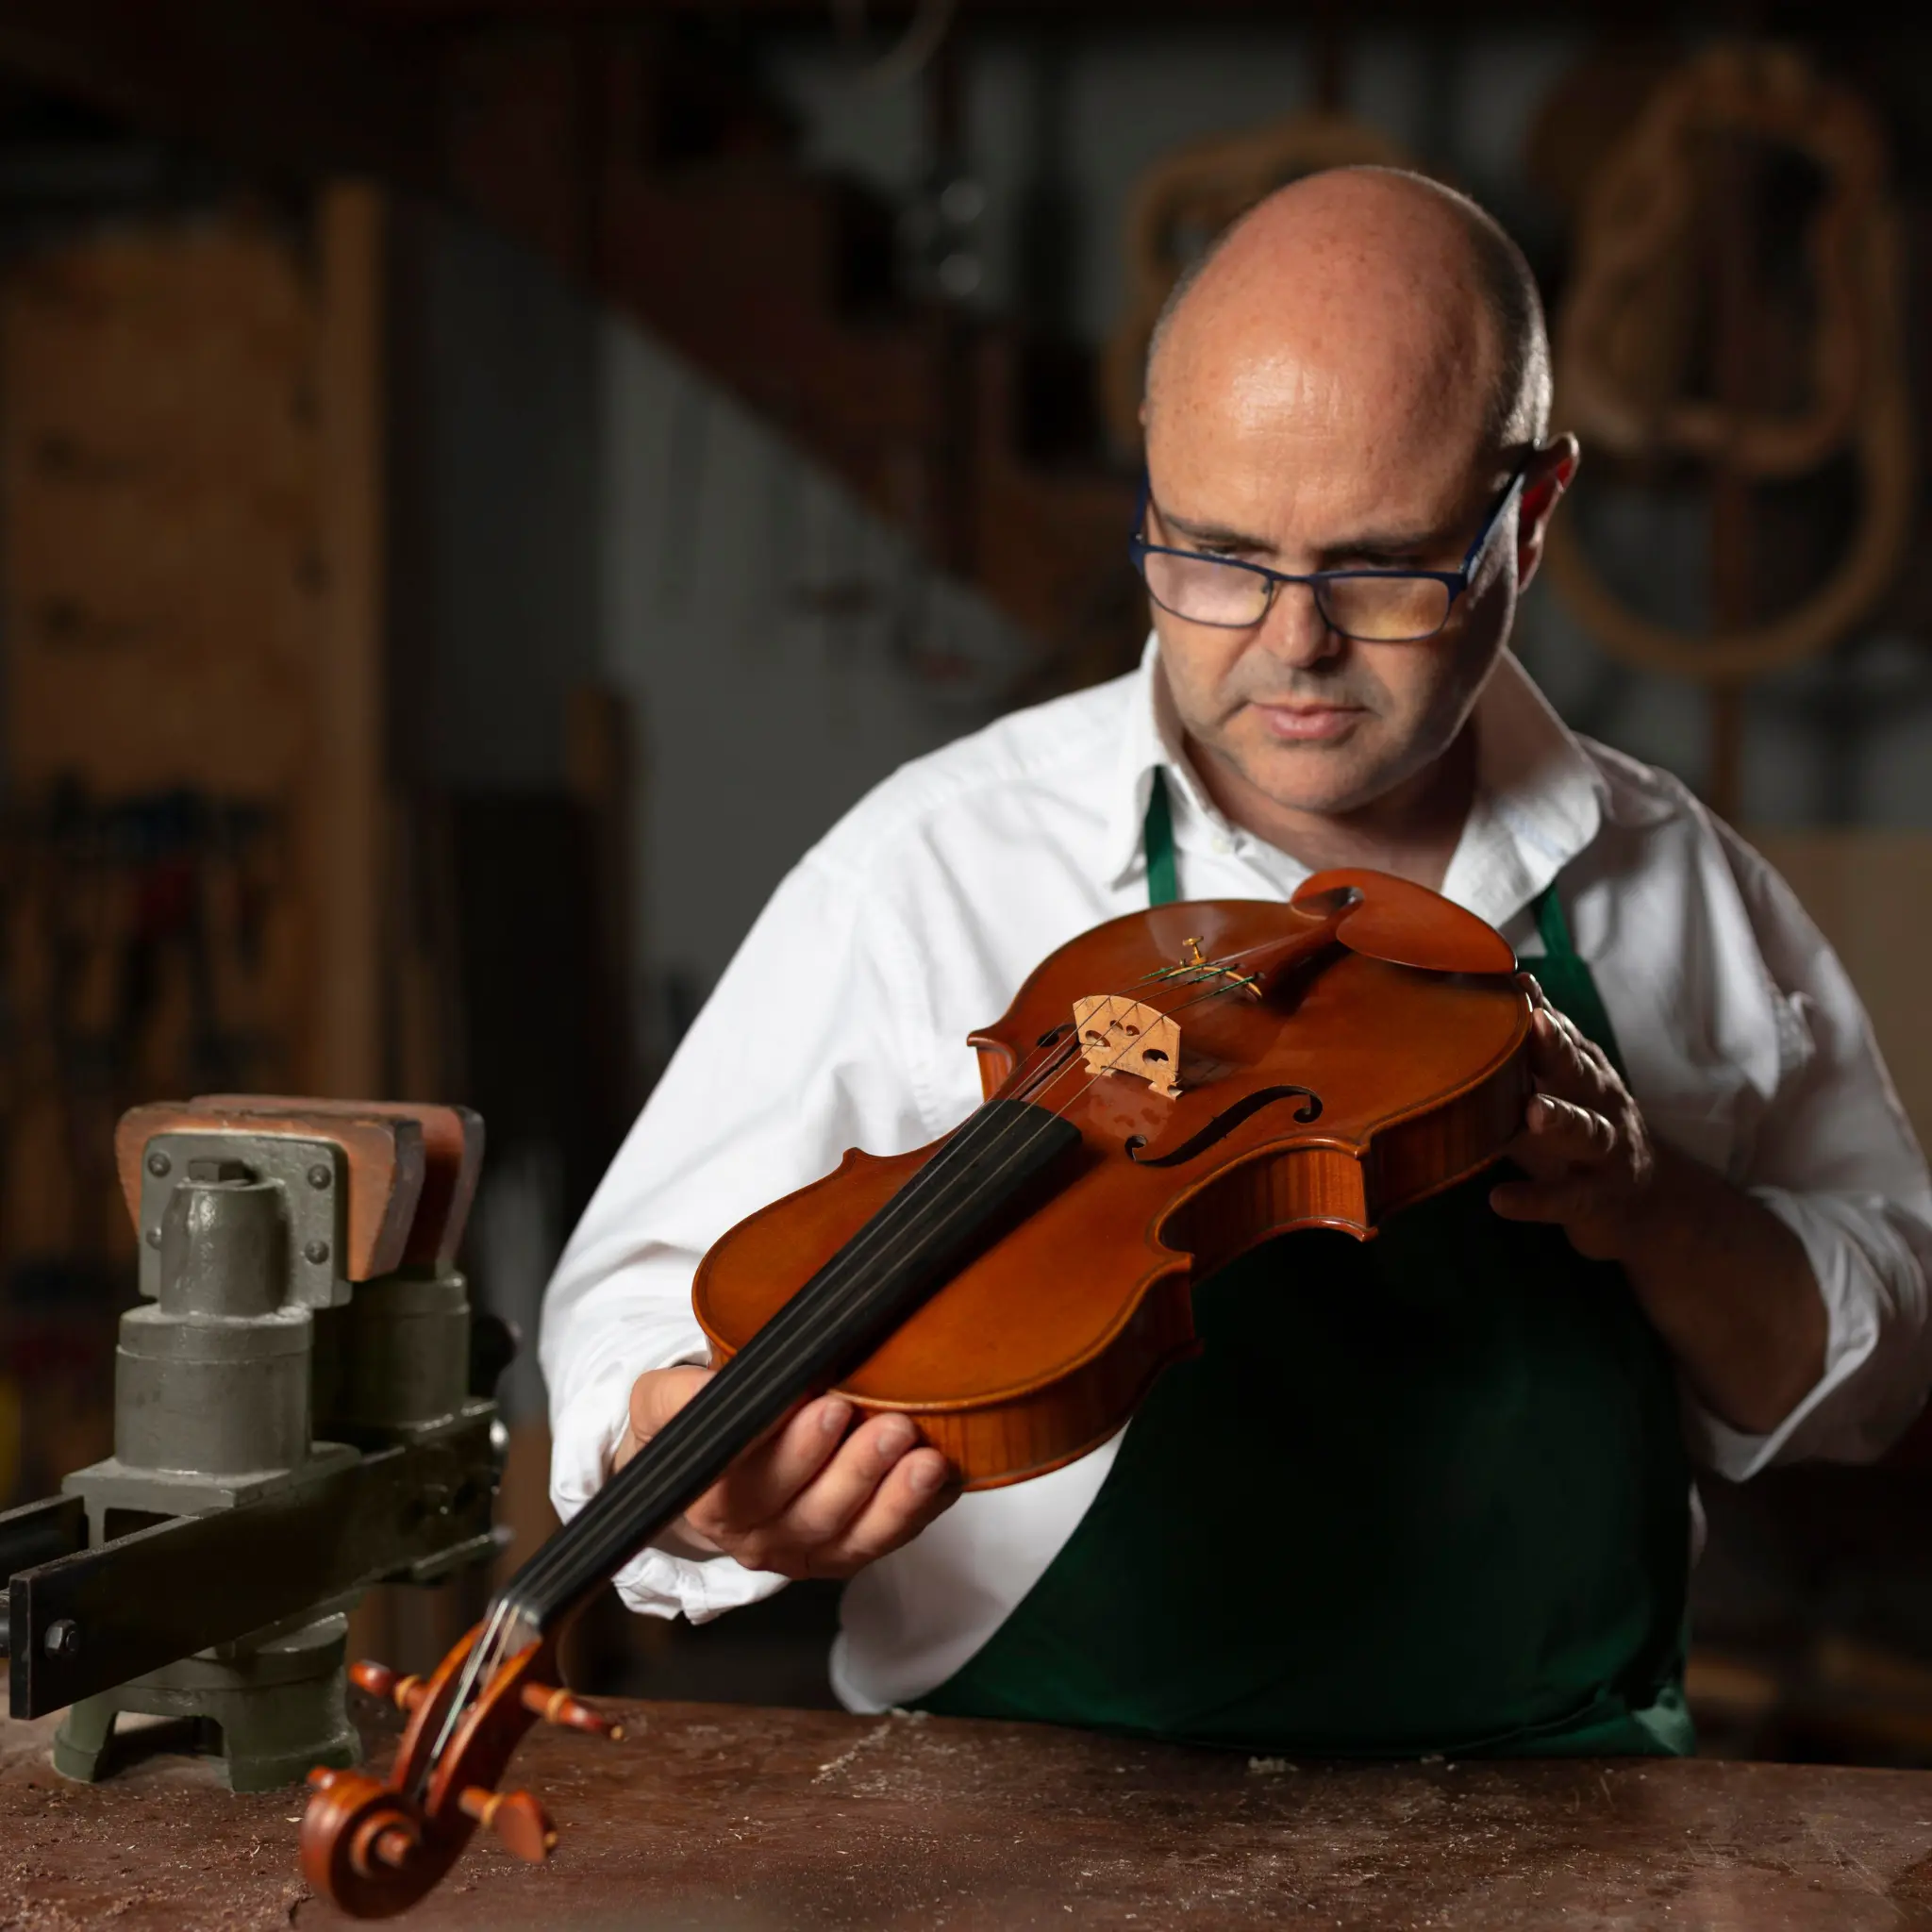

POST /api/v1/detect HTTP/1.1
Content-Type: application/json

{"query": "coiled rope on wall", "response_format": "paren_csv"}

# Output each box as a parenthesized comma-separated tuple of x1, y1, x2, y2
(1547, 42, 1913, 686)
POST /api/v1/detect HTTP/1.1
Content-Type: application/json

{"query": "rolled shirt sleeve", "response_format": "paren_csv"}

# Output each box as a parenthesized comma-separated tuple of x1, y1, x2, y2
(1679, 827, 1932, 1478)
(539, 850, 940, 1621)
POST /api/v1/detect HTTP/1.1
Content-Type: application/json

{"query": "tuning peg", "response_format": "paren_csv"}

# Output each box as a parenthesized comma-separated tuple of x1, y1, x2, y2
(349, 1659, 427, 1713)
(519, 1679, 627, 1741)
(365, 1822, 421, 1873)
(458, 1785, 558, 1862)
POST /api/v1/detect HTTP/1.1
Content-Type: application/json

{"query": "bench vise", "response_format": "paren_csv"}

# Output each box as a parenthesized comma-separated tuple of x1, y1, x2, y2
(0, 1096, 510, 1791)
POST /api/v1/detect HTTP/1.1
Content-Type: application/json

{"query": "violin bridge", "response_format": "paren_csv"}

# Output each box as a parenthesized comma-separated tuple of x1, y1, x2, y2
(1073, 996, 1181, 1097)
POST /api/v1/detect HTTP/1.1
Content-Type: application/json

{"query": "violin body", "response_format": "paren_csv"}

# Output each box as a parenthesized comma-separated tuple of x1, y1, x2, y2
(300, 870, 1530, 1917)
(697, 889, 1532, 1489)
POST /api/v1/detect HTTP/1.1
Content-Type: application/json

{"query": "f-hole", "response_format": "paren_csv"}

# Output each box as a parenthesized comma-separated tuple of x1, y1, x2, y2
(1125, 1085, 1324, 1167)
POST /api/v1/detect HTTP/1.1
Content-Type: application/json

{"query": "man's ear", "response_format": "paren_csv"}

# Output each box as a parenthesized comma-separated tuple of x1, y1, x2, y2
(1515, 434, 1581, 591)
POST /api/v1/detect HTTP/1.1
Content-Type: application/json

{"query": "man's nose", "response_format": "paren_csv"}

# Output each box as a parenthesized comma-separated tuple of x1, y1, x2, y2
(1257, 580, 1344, 668)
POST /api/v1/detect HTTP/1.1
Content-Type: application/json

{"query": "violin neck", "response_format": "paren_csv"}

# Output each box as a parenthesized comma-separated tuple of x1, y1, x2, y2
(494, 1097, 1082, 1632)
(1247, 903, 1350, 998)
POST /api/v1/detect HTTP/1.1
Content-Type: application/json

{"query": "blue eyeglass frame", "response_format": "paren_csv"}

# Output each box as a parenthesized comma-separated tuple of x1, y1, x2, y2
(1129, 465, 1530, 641)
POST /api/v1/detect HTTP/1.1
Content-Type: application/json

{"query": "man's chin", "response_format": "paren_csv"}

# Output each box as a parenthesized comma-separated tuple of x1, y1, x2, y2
(1228, 738, 1394, 820)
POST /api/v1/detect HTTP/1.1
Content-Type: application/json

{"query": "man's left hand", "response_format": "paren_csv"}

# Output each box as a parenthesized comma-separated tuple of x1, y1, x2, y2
(1489, 974, 1657, 1263)
(1489, 973, 1825, 1435)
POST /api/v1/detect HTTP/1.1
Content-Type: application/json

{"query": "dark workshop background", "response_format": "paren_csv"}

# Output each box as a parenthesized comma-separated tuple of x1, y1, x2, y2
(1, 0, 1930, 1759)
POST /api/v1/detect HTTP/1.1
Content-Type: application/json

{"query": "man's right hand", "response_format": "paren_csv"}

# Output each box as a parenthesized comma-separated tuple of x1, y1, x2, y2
(617, 1366, 960, 1580)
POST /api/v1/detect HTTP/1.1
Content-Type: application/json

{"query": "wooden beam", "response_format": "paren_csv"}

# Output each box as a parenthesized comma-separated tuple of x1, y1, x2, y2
(0, 1, 434, 186)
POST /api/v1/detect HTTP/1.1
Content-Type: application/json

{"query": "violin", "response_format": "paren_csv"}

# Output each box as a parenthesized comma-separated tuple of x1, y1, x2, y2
(302, 869, 1528, 1916)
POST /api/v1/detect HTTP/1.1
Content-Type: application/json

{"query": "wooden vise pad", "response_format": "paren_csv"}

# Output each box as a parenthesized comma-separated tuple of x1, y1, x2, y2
(115, 1099, 483, 1282)
(193, 1097, 483, 1272)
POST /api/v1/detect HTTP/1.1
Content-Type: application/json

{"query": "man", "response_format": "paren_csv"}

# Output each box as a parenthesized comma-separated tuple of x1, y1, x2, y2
(541, 169, 1932, 1756)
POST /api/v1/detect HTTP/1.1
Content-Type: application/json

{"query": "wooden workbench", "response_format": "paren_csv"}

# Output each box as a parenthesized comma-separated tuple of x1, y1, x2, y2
(4, 1695, 1932, 1929)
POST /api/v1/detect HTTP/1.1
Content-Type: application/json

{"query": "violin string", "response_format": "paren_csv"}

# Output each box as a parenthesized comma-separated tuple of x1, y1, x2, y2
(438, 937, 1305, 1776)
(509, 933, 1290, 1622)
(499, 954, 1245, 1637)
(491, 1047, 1085, 1630)
(415, 1596, 513, 1803)
(493, 1028, 1103, 1636)
(814, 922, 1344, 1319)
(454, 925, 1310, 1746)
(499, 928, 1301, 1626)
(604, 928, 1301, 1456)
(435, 925, 1330, 1768)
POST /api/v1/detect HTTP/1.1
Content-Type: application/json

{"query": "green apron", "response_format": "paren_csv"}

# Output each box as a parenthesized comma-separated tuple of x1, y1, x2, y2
(920, 772, 1691, 1757)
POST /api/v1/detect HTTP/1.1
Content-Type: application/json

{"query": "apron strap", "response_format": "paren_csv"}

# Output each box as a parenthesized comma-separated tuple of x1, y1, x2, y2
(1525, 879, 1630, 1079)
(1143, 768, 1179, 909)
(1534, 878, 1580, 963)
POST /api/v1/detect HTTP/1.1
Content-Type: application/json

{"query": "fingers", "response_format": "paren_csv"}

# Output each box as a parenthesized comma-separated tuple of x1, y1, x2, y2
(1526, 1006, 1586, 1089)
(1500, 992, 1651, 1263)
(690, 1407, 959, 1580)
(623, 1368, 958, 1579)
(685, 1394, 858, 1541)
(698, 1407, 887, 1556)
(1493, 1091, 1625, 1259)
(1497, 1091, 1617, 1210)
(1525, 1005, 1621, 1108)
(1490, 1171, 1602, 1230)
(1490, 1166, 1624, 1259)
(1496, 1090, 1614, 1206)
(618, 1364, 715, 1471)
(724, 1422, 946, 1574)
(809, 1446, 958, 1574)
(1519, 1091, 1617, 1166)
(1554, 1004, 1616, 1082)
(1515, 974, 1608, 1075)
(761, 1413, 924, 1549)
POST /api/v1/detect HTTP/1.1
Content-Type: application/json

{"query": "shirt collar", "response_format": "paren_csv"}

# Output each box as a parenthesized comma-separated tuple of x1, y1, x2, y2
(1105, 635, 1612, 928)
(1441, 651, 1608, 927)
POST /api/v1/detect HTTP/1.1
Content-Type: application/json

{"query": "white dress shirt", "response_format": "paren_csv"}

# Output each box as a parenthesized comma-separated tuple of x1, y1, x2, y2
(541, 641, 1932, 1713)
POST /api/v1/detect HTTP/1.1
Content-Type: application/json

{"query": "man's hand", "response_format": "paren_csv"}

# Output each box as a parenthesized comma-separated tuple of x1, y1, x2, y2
(616, 1366, 959, 1580)
(1489, 979, 1657, 1262)
(1491, 974, 1825, 1436)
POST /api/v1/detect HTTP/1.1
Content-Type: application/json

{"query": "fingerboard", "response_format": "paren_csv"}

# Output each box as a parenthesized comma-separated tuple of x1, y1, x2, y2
(497, 1099, 1082, 1631)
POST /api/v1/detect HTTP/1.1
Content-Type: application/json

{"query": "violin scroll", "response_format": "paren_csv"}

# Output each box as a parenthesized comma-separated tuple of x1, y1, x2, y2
(302, 1625, 626, 1917)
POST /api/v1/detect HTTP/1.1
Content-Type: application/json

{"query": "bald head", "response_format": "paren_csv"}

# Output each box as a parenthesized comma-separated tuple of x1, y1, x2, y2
(1145, 168, 1550, 456)
(1134, 167, 1578, 849)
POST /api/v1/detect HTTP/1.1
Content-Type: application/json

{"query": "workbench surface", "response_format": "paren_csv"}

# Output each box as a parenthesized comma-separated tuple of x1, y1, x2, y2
(5, 1695, 1932, 1929)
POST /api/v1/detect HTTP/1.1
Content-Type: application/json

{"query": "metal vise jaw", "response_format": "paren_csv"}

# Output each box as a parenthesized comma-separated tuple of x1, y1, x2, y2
(0, 1097, 506, 1792)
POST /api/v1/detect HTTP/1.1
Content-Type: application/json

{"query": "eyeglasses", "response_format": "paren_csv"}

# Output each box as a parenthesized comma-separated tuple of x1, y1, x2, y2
(1129, 467, 1528, 641)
